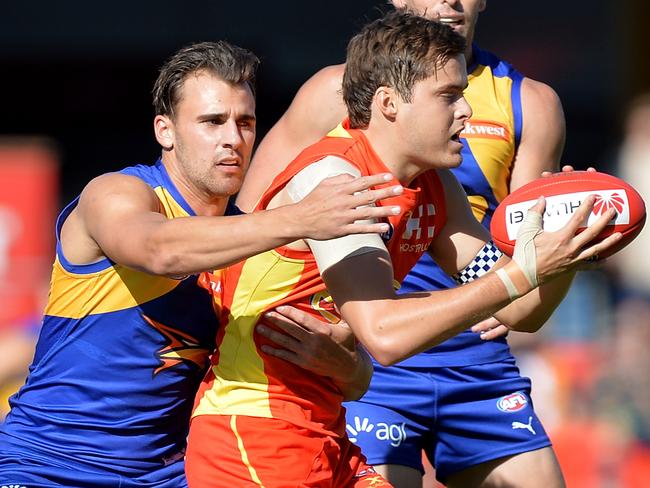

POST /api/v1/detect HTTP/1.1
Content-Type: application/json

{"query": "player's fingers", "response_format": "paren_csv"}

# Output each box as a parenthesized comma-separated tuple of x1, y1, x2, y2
(352, 205, 401, 221)
(273, 305, 331, 336)
(571, 207, 617, 248)
(256, 323, 304, 349)
(558, 195, 597, 236)
(350, 185, 404, 207)
(272, 306, 330, 335)
(260, 344, 304, 366)
(341, 222, 393, 235)
(525, 196, 546, 216)
(343, 173, 395, 193)
(470, 316, 501, 333)
(479, 324, 510, 340)
(574, 232, 623, 262)
(561, 165, 576, 173)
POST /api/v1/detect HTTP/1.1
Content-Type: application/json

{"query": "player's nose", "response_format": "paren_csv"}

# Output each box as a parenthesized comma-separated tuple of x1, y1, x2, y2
(456, 96, 472, 120)
(221, 119, 244, 149)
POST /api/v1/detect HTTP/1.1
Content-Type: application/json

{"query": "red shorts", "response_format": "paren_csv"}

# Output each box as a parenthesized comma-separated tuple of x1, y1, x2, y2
(186, 414, 392, 487)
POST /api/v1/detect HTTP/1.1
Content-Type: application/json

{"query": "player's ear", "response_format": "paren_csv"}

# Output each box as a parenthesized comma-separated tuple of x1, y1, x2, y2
(374, 86, 399, 122)
(154, 115, 175, 150)
(479, 0, 487, 12)
(391, 0, 407, 8)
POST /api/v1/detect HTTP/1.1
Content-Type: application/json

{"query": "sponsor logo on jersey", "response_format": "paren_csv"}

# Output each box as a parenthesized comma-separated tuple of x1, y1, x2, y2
(497, 392, 529, 412)
(346, 416, 407, 447)
(1, 484, 28, 488)
(310, 291, 339, 323)
(400, 204, 436, 253)
(504, 189, 630, 240)
(460, 119, 510, 142)
(143, 315, 211, 375)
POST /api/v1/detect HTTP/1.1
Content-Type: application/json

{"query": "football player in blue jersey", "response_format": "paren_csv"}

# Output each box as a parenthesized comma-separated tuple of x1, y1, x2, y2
(238, 1, 568, 487)
(0, 41, 403, 488)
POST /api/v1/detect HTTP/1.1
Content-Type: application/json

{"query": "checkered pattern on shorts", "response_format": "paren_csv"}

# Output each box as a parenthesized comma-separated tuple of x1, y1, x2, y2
(452, 241, 502, 284)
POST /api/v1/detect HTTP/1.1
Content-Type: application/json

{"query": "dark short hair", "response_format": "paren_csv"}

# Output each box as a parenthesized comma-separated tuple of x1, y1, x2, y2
(343, 10, 466, 128)
(152, 41, 260, 117)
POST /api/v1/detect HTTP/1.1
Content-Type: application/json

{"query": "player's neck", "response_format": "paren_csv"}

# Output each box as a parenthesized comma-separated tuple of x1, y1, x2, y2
(363, 127, 421, 187)
(465, 45, 475, 67)
(161, 155, 230, 217)
(464, 33, 475, 67)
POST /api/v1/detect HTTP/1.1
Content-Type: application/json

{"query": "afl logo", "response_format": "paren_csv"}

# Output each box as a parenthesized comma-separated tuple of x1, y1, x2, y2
(593, 192, 625, 216)
(497, 392, 528, 412)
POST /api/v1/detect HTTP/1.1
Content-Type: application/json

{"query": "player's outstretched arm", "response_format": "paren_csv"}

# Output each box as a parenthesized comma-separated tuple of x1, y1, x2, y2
(322, 177, 621, 366)
(257, 306, 372, 401)
(68, 171, 402, 278)
(237, 65, 346, 211)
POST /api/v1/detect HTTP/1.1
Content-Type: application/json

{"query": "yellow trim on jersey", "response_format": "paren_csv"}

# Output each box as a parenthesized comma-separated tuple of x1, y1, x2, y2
(463, 64, 516, 206)
(153, 186, 191, 219)
(326, 123, 353, 139)
(44, 257, 180, 318)
(467, 195, 489, 223)
(194, 251, 305, 418)
(45, 185, 188, 318)
(232, 415, 266, 487)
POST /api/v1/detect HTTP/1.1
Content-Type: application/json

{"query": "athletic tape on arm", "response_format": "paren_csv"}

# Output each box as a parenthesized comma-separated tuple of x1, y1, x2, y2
(512, 208, 543, 287)
(285, 156, 386, 273)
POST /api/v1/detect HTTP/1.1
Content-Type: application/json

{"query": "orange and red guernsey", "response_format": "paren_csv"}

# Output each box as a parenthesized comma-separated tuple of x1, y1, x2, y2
(194, 120, 447, 437)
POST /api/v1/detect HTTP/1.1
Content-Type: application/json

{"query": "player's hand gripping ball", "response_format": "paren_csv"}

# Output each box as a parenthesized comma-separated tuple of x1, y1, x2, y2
(491, 171, 646, 258)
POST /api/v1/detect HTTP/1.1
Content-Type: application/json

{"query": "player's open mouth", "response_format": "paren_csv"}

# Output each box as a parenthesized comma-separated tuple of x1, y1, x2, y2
(438, 17, 464, 27)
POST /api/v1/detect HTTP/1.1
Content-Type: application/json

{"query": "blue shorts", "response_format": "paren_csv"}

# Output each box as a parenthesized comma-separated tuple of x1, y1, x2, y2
(0, 450, 187, 488)
(343, 358, 551, 482)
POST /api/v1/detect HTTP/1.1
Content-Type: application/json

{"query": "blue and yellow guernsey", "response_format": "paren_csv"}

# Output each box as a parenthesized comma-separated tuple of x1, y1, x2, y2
(0, 160, 234, 478)
(399, 46, 524, 367)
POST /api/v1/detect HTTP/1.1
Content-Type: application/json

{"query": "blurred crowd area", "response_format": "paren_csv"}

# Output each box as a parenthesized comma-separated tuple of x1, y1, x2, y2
(1, 96, 649, 487)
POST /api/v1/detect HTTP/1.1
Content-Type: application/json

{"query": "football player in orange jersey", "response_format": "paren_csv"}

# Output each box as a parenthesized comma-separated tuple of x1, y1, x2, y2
(241, 1, 569, 486)
(187, 12, 619, 488)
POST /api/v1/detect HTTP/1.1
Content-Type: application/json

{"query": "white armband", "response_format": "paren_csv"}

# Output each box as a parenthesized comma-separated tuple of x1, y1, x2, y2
(286, 156, 387, 273)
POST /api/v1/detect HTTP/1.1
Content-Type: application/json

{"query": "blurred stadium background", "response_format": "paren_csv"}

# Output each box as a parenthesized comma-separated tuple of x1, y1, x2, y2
(1, 2, 649, 486)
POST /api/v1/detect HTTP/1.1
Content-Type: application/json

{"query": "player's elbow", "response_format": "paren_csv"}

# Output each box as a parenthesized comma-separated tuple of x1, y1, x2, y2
(145, 242, 187, 278)
(511, 318, 547, 334)
(360, 334, 405, 367)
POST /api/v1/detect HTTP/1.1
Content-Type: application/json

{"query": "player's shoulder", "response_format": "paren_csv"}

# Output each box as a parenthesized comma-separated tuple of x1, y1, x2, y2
(520, 76, 562, 109)
(79, 171, 158, 213)
(295, 63, 345, 101)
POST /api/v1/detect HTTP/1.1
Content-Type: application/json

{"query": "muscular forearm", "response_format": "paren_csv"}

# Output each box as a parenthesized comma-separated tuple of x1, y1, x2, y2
(337, 262, 523, 366)
(494, 270, 575, 333)
(140, 206, 307, 277)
